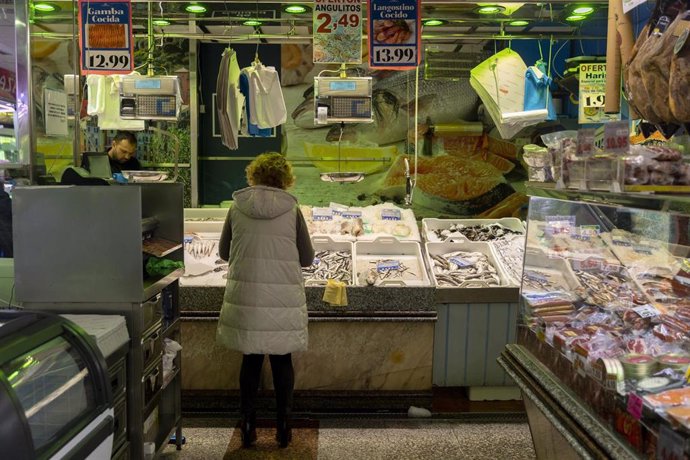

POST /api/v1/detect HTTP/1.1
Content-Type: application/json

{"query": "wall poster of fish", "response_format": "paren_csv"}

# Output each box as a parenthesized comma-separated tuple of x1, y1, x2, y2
(280, 44, 529, 220)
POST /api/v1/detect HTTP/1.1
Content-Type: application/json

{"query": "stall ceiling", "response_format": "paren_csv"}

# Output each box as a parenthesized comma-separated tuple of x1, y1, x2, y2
(32, 0, 609, 43)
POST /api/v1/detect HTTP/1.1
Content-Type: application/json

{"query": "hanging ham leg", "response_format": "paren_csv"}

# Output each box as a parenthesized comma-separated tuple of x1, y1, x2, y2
(640, 10, 686, 123)
(627, 24, 664, 122)
(624, 23, 651, 119)
(669, 11, 690, 121)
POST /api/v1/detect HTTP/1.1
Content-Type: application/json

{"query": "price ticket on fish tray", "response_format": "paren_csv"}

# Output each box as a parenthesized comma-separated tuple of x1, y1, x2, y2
(313, 0, 362, 64)
(79, 0, 134, 74)
(368, 0, 421, 69)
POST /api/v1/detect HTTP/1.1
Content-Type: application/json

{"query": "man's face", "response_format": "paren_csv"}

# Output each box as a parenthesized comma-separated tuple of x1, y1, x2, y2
(110, 139, 136, 163)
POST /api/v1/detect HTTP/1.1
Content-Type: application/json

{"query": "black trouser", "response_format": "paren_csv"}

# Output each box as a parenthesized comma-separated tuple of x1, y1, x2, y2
(240, 353, 294, 419)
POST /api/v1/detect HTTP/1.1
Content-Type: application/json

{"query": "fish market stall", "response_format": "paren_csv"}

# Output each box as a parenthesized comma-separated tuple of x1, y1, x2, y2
(180, 206, 525, 408)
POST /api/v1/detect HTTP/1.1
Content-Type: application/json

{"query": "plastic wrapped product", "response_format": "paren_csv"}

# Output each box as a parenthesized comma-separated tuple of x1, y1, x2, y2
(522, 144, 551, 167)
(622, 154, 650, 185)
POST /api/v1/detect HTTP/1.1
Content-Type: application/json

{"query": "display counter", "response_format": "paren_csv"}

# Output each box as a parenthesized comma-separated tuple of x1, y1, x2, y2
(501, 188, 690, 458)
(181, 205, 525, 408)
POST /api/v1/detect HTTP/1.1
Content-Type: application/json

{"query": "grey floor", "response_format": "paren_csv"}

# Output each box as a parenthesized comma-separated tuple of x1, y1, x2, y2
(161, 418, 537, 460)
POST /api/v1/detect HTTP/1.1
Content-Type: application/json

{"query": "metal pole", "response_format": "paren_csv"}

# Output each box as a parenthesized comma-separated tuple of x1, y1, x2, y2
(14, 0, 36, 182)
(147, 1, 154, 76)
(189, 22, 199, 207)
(73, 0, 80, 165)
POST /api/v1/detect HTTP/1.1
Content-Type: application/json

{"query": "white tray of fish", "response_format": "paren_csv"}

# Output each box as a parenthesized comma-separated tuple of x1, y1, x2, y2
(184, 208, 228, 233)
(422, 218, 525, 243)
(491, 233, 526, 286)
(181, 235, 225, 287)
(425, 241, 509, 288)
(354, 237, 430, 287)
(522, 248, 582, 295)
(302, 237, 354, 286)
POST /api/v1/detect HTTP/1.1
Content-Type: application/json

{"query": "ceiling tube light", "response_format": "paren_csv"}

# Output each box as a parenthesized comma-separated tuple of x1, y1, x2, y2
(566, 14, 587, 21)
(33, 2, 58, 12)
(572, 6, 595, 14)
(243, 19, 262, 26)
(152, 19, 171, 26)
(423, 19, 447, 26)
(284, 4, 310, 14)
(475, 5, 505, 15)
(185, 3, 207, 14)
(508, 20, 529, 26)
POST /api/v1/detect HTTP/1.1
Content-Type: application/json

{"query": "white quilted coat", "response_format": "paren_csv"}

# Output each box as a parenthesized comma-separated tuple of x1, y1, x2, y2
(216, 186, 308, 355)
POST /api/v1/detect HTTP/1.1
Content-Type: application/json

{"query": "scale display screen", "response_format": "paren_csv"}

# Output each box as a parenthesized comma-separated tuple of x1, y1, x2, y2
(134, 79, 162, 90)
(329, 81, 357, 91)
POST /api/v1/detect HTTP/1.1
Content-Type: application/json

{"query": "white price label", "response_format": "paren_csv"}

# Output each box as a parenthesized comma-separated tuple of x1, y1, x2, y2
(85, 50, 131, 71)
(633, 304, 660, 319)
(372, 46, 417, 65)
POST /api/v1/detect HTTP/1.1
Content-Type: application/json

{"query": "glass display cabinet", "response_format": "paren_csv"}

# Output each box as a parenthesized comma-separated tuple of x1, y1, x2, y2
(500, 188, 690, 459)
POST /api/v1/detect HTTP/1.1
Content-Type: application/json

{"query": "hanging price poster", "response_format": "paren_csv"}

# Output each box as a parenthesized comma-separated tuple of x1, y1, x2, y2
(79, 0, 133, 74)
(313, 0, 362, 64)
(368, 0, 421, 69)
(578, 63, 620, 124)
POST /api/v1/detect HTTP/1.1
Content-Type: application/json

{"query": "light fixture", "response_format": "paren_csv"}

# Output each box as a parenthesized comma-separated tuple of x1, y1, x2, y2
(33, 2, 57, 12)
(423, 19, 447, 26)
(185, 3, 207, 14)
(572, 5, 595, 14)
(243, 19, 262, 26)
(283, 4, 310, 14)
(566, 14, 587, 21)
(475, 5, 505, 15)
(508, 20, 530, 26)
(152, 19, 171, 26)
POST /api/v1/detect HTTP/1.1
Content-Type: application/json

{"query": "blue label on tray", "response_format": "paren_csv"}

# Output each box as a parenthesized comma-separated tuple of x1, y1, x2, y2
(312, 257, 321, 266)
(377, 260, 401, 272)
(612, 239, 632, 247)
(313, 207, 333, 221)
(633, 245, 654, 255)
(342, 210, 363, 219)
(381, 208, 402, 221)
(449, 257, 474, 268)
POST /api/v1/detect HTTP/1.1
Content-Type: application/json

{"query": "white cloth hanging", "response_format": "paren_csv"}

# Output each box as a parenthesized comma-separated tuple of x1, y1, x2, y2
(86, 73, 145, 131)
(242, 62, 287, 129)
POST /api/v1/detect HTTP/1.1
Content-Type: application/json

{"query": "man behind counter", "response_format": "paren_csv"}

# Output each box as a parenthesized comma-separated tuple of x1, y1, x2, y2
(83, 131, 141, 174)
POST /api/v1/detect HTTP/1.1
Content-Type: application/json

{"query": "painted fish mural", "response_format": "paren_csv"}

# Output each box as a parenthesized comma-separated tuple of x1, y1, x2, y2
(291, 67, 481, 145)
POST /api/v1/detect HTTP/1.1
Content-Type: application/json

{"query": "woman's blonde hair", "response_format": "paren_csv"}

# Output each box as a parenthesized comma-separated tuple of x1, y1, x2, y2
(245, 152, 295, 190)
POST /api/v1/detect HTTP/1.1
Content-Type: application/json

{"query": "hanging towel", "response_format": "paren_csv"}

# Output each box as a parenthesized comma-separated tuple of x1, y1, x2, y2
(216, 49, 244, 150)
(524, 61, 556, 121)
(86, 75, 106, 116)
(97, 74, 145, 131)
(239, 71, 271, 137)
(243, 62, 287, 129)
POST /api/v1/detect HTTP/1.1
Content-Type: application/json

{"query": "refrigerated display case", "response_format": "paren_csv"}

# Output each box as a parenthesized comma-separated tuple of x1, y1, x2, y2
(499, 187, 690, 459)
(0, 310, 113, 460)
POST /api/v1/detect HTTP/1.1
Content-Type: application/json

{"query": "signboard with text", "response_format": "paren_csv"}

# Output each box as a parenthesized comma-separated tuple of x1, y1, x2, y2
(578, 63, 620, 124)
(368, 0, 421, 69)
(79, 0, 134, 74)
(313, 0, 362, 64)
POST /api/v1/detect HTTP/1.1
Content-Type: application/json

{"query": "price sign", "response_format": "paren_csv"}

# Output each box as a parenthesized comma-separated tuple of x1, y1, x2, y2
(633, 304, 660, 319)
(578, 63, 620, 124)
(576, 128, 596, 157)
(313, 0, 362, 64)
(368, 0, 421, 69)
(627, 392, 644, 420)
(604, 121, 630, 154)
(79, 0, 133, 74)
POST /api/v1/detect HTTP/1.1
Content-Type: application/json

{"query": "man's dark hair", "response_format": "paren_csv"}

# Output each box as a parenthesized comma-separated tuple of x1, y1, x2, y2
(113, 131, 137, 145)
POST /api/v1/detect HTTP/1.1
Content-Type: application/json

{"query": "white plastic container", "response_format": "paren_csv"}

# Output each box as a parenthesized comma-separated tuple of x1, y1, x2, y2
(425, 241, 510, 288)
(304, 236, 355, 286)
(422, 217, 525, 243)
(184, 208, 228, 233)
(522, 247, 582, 294)
(354, 237, 430, 287)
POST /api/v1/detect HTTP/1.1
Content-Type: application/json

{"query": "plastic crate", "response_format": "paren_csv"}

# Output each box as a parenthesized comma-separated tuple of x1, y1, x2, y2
(354, 237, 430, 287)
(303, 236, 355, 286)
(422, 217, 525, 243)
(425, 241, 510, 288)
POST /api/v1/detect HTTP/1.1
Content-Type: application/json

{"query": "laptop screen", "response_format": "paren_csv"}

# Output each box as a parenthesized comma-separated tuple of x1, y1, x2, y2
(84, 153, 112, 179)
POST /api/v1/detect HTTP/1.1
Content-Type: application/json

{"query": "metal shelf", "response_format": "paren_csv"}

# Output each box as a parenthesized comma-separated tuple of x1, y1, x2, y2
(162, 318, 180, 339)
(143, 269, 184, 302)
(161, 368, 180, 391)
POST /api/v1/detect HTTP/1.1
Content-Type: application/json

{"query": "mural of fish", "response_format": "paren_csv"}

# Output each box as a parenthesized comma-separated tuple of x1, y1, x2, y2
(291, 67, 481, 145)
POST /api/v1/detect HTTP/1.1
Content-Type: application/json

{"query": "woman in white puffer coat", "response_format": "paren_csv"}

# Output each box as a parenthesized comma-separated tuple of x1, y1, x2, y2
(217, 152, 314, 449)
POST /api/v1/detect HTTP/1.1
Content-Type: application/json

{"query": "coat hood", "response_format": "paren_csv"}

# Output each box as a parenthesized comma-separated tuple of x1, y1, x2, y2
(232, 186, 297, 220)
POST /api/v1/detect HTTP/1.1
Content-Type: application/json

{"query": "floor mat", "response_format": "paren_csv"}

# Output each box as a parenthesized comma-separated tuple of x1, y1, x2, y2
(223, 419, 319, 460)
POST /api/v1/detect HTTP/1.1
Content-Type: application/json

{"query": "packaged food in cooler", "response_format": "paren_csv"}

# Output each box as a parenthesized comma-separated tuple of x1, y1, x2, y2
(643, 386, 690, 408)
(522, 145, 551, 167)
(622, 154, 651, 185)
(666, 406, 690, 429)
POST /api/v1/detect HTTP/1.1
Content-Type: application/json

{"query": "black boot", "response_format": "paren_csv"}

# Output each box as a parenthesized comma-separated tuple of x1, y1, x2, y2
(276, 416, 292, 448)
(240, 414, 257, 448)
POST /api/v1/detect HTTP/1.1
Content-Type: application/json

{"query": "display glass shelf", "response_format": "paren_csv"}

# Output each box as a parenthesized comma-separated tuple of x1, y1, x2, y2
(519, 193, 690, 456)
